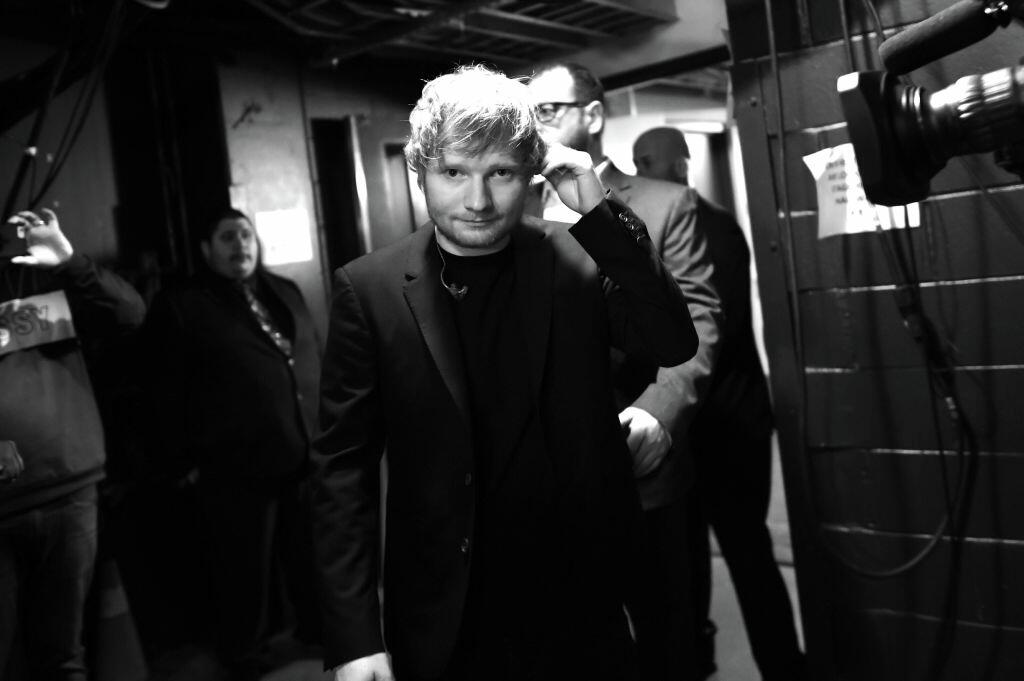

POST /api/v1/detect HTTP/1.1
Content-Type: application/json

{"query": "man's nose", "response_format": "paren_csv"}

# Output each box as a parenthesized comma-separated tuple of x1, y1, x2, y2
(464, 177, 493, 212)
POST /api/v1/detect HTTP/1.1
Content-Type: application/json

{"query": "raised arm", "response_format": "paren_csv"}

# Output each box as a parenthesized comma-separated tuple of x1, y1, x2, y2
(540, 144, 697, 365)
(572, 199, 698, 366)
(7, 208, 145, 336)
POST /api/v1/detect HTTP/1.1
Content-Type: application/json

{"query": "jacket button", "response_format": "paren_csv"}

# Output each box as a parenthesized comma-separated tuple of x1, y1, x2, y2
(464, 473, 472, 486)
(460, 537, 470, 553)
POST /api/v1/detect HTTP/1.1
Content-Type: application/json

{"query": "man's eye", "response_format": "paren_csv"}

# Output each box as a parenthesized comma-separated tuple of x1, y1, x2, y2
(494, 169, 511, 177)
(445, 169, 461, 178)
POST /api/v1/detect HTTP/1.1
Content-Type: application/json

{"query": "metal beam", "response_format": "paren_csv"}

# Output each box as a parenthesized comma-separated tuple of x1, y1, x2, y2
(478, 7, 611, 40)
(582, 0, 678, 22)
(456, 12, 593, 49)
(314, 0, 519, 66)
(239, 0, 352, 39)
(601, 44, 731, 92)
(387, 38, 531, 66)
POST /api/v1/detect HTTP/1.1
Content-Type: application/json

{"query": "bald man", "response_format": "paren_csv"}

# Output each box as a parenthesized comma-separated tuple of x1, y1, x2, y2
(633, 127, 808, 681)
(633, 127, 691, 187)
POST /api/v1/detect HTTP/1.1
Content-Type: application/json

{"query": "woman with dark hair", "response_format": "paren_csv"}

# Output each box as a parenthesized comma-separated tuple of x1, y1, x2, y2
(142, 209, 322, 679)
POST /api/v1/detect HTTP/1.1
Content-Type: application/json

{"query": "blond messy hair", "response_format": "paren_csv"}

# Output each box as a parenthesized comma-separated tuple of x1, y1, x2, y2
(404, 64, 546, 175)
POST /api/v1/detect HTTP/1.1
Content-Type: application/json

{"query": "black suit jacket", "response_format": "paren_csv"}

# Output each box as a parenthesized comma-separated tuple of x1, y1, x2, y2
(311, 201, 697, 677)
(529, 165, 722, 509)
(689, 194, 773, 444)
(144, 268, 322, 480)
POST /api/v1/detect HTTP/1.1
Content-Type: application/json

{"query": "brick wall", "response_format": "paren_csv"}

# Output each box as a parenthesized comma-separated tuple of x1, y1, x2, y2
(725, 1, 1024, 679)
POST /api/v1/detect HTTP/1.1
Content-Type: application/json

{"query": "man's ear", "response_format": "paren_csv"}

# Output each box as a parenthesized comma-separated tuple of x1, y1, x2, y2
(199, 240, 211, 263)
(674, 157, 690, 184)
(585, 101, 604, 137)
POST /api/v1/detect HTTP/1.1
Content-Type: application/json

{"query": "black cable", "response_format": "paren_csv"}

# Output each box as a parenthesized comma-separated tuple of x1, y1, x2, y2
(762, 1, 804, 382)
(838, 0, 856, 72)
(859, 0, 887, 53)
(898, 210, 957, 515)
(873, 182, 981, 681)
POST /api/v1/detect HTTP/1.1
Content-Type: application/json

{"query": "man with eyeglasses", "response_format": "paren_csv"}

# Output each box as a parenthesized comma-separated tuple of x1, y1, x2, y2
(528, 62, 722, 681)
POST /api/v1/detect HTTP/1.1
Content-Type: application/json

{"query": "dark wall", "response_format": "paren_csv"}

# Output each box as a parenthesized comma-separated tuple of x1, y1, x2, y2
(726, 1, 1024, 680)
(0, 38, 120, 262)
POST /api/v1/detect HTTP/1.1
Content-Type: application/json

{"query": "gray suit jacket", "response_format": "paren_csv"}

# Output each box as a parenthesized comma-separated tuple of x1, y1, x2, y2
(600, 163, 722, 509)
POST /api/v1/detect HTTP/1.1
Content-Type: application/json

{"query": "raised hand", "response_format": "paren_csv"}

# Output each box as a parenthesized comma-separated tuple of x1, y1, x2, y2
(6, 208, 74, 267)
(540, 142, 606, 216)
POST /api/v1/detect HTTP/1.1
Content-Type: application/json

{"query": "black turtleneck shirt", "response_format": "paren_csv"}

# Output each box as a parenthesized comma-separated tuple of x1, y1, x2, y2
(439, 241, 557, 677)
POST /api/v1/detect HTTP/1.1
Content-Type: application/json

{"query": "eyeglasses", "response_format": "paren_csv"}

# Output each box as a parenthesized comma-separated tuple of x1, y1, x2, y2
(534, 101, 589, 123)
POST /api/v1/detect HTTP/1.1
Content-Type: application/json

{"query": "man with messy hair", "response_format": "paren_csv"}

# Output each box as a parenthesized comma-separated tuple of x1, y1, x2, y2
(311, 64, 697, 681)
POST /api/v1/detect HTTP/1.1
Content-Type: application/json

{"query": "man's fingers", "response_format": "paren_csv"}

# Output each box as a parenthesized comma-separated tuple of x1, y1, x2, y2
(10, 256, 40, 266)
(14, 211, 44, 226)
(39, 208, 57, 223)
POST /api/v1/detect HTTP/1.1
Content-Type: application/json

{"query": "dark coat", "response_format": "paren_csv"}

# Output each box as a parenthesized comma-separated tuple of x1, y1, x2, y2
(143, 268, 321, 480)
(311, 200, 697, 678)
(0, 255, 145, 517)
(690, 194, 773, 444)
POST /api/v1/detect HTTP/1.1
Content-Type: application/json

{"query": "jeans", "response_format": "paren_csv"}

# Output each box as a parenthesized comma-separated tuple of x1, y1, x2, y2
(0, 485, 99, 681)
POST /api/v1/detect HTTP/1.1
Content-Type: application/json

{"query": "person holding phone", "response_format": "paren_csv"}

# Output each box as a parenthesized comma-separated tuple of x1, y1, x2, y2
(0, 208, 145, 681)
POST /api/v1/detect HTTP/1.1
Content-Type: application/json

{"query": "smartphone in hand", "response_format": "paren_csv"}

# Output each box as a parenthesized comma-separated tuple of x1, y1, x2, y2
(0, 222, 28, 259)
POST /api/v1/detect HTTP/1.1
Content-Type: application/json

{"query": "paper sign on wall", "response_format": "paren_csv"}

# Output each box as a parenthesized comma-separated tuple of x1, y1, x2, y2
(802, 143, 920, 239)
(253, 207, 314, 266)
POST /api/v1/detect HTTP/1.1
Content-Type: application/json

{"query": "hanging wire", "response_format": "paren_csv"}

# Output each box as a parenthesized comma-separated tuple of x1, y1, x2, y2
(30, 0, 128, 208)
(838, 0, 856, 72)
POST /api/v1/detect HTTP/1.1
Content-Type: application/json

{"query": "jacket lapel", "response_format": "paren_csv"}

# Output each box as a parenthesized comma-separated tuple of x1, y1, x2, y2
(402, 227, 472, 427)
(513, 219, 553, 401)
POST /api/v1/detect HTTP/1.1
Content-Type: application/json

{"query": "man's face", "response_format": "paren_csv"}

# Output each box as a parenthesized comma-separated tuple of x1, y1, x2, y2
(421, 148, 530, 255)
(528, 68, 593, 152)
(201, 217, 258, 281)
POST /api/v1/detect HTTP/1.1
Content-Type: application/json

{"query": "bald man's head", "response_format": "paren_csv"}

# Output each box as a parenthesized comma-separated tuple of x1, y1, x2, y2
(633, 127, 690, 185)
